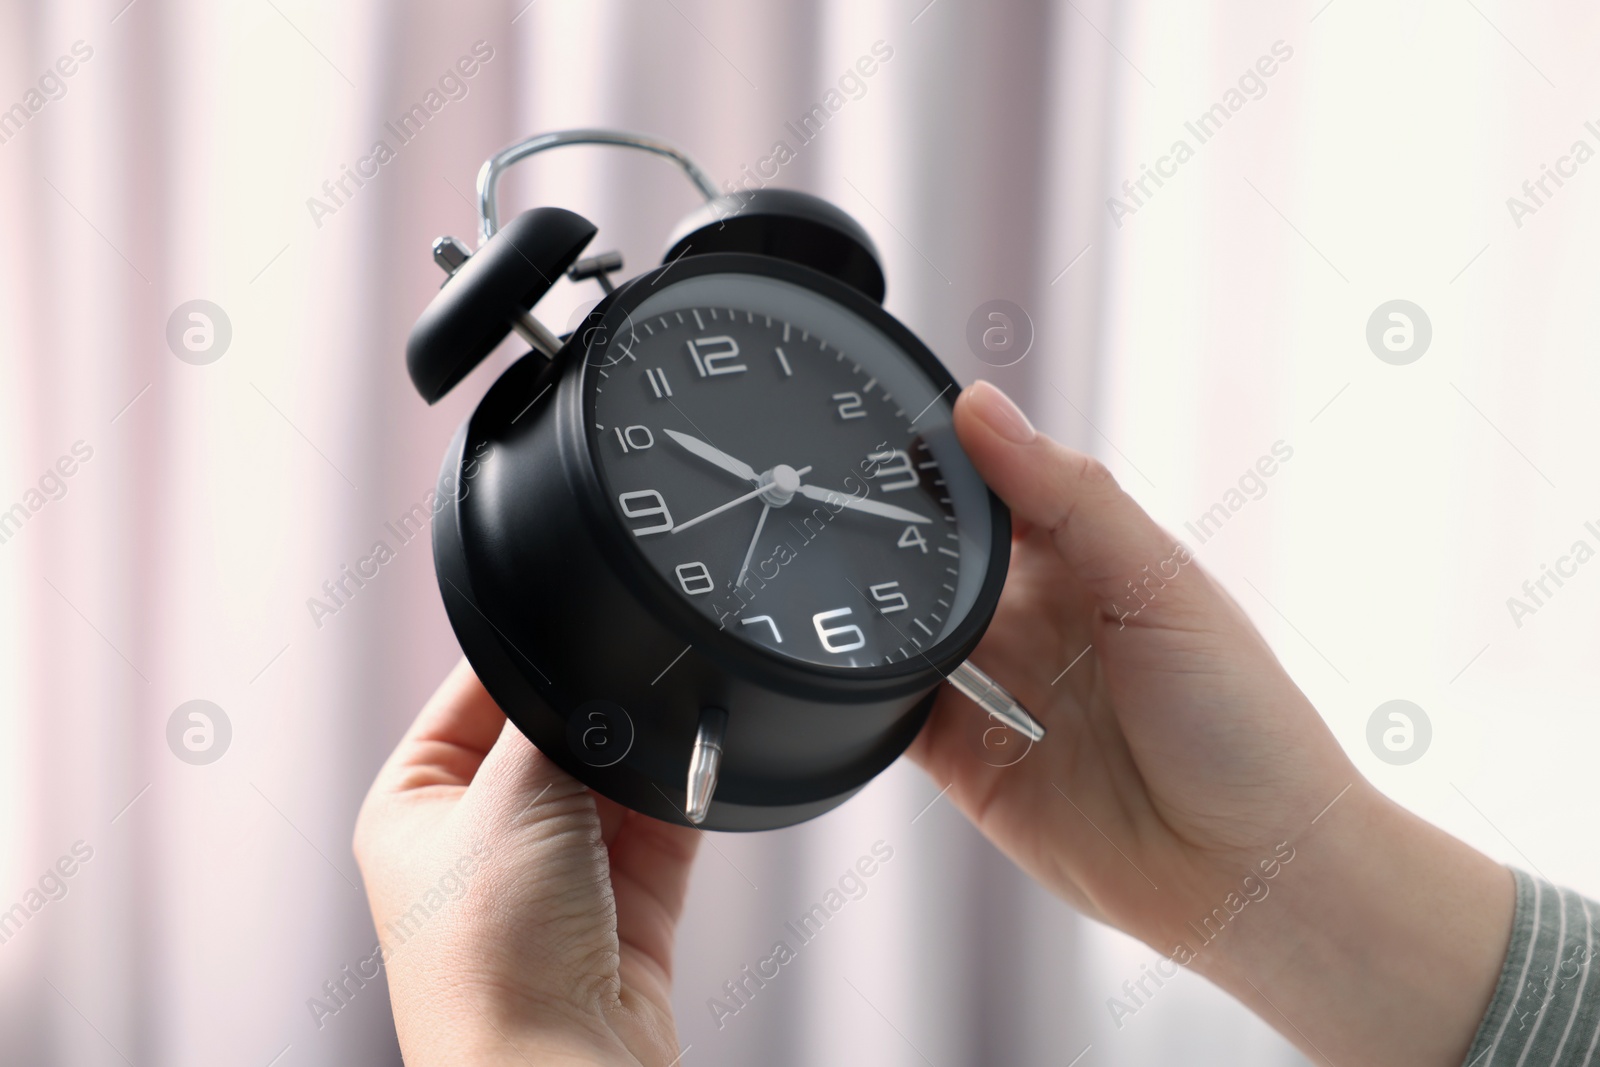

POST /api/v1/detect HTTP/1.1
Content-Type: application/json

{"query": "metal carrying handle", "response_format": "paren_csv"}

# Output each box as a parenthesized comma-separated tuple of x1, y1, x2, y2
(476, 128, 720, 246)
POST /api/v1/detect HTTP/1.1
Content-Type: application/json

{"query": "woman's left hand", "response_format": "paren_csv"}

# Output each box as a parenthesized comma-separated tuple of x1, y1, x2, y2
(354, 659, 700, 1067)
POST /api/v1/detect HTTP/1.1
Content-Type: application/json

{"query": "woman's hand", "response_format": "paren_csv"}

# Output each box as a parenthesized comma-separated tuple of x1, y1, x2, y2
(354, 661, 698, 1067)
(913, 381, 1514, 1067)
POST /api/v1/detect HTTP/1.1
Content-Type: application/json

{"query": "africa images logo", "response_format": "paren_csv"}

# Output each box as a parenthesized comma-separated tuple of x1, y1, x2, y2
(305, 40, 495, 229)
(1105, 842, 1296, 1029)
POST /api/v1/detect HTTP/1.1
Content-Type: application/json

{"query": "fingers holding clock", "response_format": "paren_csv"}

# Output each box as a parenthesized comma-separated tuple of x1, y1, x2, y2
(954, 383, 1291, 686)
(600, 798, 701, 990)
(944, 383, 1342, 806)
(369, 658, 506, 798)
(953, 382, 1212, 629)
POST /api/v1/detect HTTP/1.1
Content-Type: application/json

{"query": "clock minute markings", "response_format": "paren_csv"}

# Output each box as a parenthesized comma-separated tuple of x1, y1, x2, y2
(608, 316, 958, 670)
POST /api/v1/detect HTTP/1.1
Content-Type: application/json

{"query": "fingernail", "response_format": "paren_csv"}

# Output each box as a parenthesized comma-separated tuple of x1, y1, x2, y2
(967, 380, 1036, 444)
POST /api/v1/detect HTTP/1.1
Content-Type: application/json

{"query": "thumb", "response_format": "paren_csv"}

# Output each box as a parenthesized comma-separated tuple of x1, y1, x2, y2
(954, 381, 1207, 625)
(462, 719, 610, 854)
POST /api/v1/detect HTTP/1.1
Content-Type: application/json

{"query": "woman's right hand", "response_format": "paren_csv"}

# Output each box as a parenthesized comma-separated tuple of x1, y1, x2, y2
(911, 381, 1514, 1067)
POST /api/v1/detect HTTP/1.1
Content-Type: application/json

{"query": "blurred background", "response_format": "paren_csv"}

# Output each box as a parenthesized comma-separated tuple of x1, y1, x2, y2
(2, 0, 1597, 1063)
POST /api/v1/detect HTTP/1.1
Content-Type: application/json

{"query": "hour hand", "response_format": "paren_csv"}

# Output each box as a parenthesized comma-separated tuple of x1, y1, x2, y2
(794, 484, 933, 524)
(662, 428, 759, 484)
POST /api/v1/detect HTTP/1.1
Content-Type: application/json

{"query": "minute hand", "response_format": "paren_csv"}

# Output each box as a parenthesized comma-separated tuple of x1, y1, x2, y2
(795, 484, 933, 524)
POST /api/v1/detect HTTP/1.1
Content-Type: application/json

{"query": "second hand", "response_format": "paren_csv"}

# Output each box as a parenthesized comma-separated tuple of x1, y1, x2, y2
(735, 503, 772, 589)
(670, 465, 813, 535)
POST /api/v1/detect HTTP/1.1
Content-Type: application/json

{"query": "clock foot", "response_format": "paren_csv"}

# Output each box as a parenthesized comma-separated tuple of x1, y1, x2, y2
(685, 707, 728, 825)
(947, 660, 1046, 742)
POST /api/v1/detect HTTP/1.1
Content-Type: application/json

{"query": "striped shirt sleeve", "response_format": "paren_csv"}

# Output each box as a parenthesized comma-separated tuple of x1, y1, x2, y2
(1463, 869, 1600, 1067)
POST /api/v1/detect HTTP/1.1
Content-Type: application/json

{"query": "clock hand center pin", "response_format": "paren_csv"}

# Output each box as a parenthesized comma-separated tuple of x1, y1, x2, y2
(758, 463, 802, 507)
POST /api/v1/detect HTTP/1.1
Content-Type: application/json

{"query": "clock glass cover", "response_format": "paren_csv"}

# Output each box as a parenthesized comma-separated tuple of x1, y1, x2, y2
(588, 271, 994, 671)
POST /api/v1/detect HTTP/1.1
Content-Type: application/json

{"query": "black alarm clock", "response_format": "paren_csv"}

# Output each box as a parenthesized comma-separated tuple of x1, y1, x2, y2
(406, 129, 1042, 831)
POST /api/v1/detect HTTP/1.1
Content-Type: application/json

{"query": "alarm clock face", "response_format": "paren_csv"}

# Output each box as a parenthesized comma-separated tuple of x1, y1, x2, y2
(585, 262, 996, 672)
